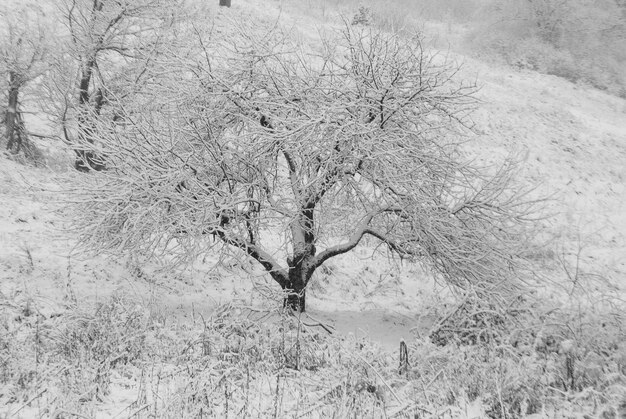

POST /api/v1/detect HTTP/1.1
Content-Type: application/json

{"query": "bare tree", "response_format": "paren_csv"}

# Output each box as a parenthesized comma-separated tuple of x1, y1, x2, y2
(0, 5, 49, 158)
(56, 0, 176, 172)
(70, 21, 539, 312)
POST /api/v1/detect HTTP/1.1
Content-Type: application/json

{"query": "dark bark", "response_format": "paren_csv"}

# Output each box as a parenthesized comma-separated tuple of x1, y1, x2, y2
(219, 0, 231, 7)
(283, 241, 316, 312)
(79, 59, 95, 106)
(75, 151, 106, 172)
(5, 72, 20, 152)
(283, 264, 308, 312)
(75, 60, 106, 172)
(283, 284, 306, 312)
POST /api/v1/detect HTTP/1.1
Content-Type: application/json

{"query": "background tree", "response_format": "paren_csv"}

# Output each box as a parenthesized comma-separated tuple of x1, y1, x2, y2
(70, 20, 538, 312)
(56, 0, 176, 171)
(0, 4, 49, 158)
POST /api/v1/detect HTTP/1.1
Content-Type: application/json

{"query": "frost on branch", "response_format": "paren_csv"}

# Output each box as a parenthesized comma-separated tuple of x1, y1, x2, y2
(67, 19, 539, 311)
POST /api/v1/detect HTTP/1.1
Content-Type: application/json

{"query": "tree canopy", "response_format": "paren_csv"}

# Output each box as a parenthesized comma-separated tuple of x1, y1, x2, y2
(70, 19, 537, 311)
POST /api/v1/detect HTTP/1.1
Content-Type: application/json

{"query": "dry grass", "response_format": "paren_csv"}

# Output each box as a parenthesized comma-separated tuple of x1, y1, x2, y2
(1, 268, 624, 418)
(0, 2, 624, 417)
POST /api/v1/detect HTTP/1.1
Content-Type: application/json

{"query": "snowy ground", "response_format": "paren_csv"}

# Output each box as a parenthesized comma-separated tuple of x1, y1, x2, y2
(2, 9, 623, 347)
(1, 0, 625, 417)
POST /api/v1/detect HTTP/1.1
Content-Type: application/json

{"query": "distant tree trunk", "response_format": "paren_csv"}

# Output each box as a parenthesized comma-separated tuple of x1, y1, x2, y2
(75, 58, 106, 172)
(5, 72, 21, 153)
(219, 0, 231, 7)
(78, 58, 95, 107)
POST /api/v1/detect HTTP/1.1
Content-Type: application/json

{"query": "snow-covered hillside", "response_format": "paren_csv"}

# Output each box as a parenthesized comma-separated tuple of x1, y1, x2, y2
(1, 0, 624, 417)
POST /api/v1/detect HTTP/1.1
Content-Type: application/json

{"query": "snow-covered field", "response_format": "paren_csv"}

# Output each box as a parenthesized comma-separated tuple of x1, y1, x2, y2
(1, 0, 625, 417)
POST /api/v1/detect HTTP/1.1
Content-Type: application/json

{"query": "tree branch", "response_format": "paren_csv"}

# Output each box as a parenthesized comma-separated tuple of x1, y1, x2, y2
(313, 214, 375, 267)
(215, 230, 289, 286)
(314, 207, 421, 267)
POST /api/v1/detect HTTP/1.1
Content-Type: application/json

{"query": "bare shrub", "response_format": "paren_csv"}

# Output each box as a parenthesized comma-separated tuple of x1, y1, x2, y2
(429, 291, 524, 346)
(51, 293, 151, 402)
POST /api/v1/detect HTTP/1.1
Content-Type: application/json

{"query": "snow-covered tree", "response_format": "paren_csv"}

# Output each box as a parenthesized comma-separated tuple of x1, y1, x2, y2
(71, 20, 538, 311)
(0, 4, 49, 156)
(56, 0, 177, 171)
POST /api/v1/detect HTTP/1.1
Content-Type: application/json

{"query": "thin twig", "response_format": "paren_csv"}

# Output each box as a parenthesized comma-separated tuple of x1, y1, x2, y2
(127, 404, 151, 418)
(10, 388, 47, 417)
(352, 352, 402, 403)
(50, 408, 92, 419)
(299, 312, 335, 335)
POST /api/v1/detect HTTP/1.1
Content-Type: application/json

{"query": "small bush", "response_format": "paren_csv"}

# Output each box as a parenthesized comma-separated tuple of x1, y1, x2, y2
(54, 293, 149, 366)
(429, 292, 524, 346)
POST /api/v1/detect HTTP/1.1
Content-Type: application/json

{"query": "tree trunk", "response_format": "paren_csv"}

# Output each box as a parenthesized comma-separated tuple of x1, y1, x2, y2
(284, 271, 307, 312)
(79, 60, 95, 106)
(5, 72, 20, 153)
(283, 249, 315, 312)
(219, 0, 231, 7)
(75, 62, 106, 172)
